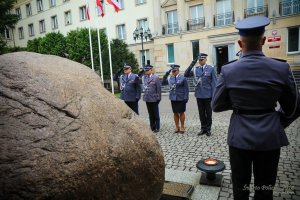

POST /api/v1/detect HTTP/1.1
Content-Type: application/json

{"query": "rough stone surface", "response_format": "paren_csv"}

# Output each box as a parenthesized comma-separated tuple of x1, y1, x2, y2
(0, 52, 165, 200)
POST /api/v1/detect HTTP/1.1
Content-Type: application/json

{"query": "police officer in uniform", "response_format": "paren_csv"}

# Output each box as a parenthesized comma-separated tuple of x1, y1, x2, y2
(162, 64, 189, 133)
(184, 53, 217, 136)
(113, 63, 141, 114)
(212, 16, 299, 200)
(142, 64, 161, 132)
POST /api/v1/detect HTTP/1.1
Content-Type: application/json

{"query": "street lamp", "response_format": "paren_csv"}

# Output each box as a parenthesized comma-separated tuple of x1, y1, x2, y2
(133, 27, 152, 67)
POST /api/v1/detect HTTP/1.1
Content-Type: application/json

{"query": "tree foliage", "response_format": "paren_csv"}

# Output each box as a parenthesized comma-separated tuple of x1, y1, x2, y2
(27, 38, 42, 53)
(39, 32, 66, 57)
(0, 0, 20, 54)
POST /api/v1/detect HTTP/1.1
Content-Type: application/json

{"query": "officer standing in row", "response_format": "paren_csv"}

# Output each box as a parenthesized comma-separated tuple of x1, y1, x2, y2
(113, 63, 141, 114)
(184, 53, 217, 136)
(142, 64, 161, 132)
(212, 16, 299, 200)
(162, 64, 189, 133)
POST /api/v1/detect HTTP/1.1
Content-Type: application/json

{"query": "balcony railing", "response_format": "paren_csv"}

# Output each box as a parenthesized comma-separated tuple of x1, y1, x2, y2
(280, 0, 300, 16)
(244, 5, 268, 18)
(187, 17, 205, 31)
(162, 22, 179, 35)
(214, 11, 234, 26)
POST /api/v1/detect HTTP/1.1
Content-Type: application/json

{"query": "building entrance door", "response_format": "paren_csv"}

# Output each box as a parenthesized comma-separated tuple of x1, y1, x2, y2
(215, 46, 228, 74)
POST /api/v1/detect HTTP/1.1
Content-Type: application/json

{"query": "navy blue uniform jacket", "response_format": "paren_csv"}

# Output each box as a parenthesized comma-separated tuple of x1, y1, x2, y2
(162, 74, 189, 101)
(212, 50, 298, 151)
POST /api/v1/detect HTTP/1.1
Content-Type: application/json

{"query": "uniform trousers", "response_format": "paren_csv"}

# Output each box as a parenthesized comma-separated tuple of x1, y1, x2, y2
(125, 101, 139, 115)
(146, 102, 160, 131)
(229, 146, 280, 200)
(196, 98, 212, 131)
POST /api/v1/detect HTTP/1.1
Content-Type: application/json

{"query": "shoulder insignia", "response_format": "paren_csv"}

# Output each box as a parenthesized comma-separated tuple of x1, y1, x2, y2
(271, 58, 287, 62)
(222, 59, 238, 66)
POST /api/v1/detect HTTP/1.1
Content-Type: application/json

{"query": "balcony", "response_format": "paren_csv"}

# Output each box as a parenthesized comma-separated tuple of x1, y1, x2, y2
(187, 17, 205, 31)
(162, 22, 179, 35)
(244, 5, 268, 18)
(280, 0, 300, 16)
(214, 11, 234, 27)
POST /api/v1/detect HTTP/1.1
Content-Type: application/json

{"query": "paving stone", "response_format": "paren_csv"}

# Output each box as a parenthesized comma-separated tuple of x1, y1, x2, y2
(138, 94, 300, 200)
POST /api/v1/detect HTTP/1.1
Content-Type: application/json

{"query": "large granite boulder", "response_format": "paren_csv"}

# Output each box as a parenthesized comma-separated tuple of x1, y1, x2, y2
(0, 52, 165, 199)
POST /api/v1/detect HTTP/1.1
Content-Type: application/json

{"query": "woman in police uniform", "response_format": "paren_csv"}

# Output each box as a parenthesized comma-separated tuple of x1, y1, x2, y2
(163, 64, 189, 133)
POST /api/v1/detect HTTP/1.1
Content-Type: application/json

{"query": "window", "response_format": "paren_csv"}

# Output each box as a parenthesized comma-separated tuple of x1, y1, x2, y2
(281, 0, 300, 16)
(167, 44, 175, 64)
(140, 50, 149, 65)
(51, 15, 58, 29)
(49, 0, 56, 7)
(39, 20, 46, 33)
(136, 0, 146, 5)
(119, 0, 124, 10)
(191, 40, 199, 60)
(37, 0, 43, 12)
(247, 0, 264, 14)
(28, 24, 34, 37)
(16, 7, 22, 19)
(18, 27, 24, 39)
(216, 0, 232, 26)
(65, 11, 72, 25)
(26, 3, 32, 16)
(166, 10, 178, 34)
(137, 18, 148, 31)
(4, 28, 11, 39)
(116, 24, 126, 40)
(79, 6, 87, 21)
(288, 27, 300, 52)
(190, 5, 204, 20)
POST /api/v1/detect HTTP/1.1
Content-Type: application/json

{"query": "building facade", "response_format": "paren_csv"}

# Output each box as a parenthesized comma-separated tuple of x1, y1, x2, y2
(5, 0, 300, 75)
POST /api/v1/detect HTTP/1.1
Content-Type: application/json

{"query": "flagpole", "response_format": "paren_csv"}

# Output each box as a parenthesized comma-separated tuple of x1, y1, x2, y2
(97, 18, 104, 82)
(104, 2, 114, 94)
(87, 0, 94, 71)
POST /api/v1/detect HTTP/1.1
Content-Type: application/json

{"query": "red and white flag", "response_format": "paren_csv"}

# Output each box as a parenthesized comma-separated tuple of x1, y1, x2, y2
(96, 0, 104, 17)
(107, 0, 121, 12)
(86, 0, 90, 20)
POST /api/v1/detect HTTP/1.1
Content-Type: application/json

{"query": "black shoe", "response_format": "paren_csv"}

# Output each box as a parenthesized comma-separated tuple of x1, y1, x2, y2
(206, 131, 211, 136)
(198, 130, 206, 136)
(153, 129, 159, 133)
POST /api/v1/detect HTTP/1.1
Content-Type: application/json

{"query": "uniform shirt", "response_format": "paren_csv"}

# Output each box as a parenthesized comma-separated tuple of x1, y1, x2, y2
(184, 64, 217, 98)
(162, 74, 189, 101)
(212, 50, 298, 151)
(119, 73, 141, 102)
(142, 74, 161, 102)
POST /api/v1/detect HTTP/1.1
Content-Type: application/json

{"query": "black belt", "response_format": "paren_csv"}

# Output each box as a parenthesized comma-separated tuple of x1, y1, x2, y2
(233, 108, 275, 115)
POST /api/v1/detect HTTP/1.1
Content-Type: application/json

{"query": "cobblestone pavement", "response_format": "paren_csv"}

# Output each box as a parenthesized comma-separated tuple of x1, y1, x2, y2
(137, 94, 300, 200)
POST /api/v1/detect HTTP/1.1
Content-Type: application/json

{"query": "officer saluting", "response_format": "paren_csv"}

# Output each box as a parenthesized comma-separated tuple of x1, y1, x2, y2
(184, 53, 217, 136)
(113, 63, 141, 114)
(162, 64, 189, 133)
(212, 16, 299, 200)
(142, 64, 161, 132)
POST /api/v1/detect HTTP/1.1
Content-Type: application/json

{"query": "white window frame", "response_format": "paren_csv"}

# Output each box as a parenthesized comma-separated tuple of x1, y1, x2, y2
(26, 3, 32, 16)
(65, 10, 72, 25)
(166, 10, 178, 34)
(191, 40, 200, 60)
(28, 24, 34, 37)
(287, 26, 300, 53)
(37, 0, 43, 12)
(216, 0, 232, 26)
(49, 0, 56, 7)
(16, 7, 22, 19)
(190, 4, 203, 20)
(116, 24, 126, 40)
(18, 27, 24, 39)
(39, 20, 46, 33)
(140, 49, 150, 65)
(79, 6, 87, 21)
(137, 18, 148, 31)
(51, 15, 58, 29)
(4, 28, 11, 40)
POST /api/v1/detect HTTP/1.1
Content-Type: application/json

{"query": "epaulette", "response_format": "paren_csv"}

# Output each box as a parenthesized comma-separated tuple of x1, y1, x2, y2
(271, 58, 287, 62)
(222, 59, 237, 66)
